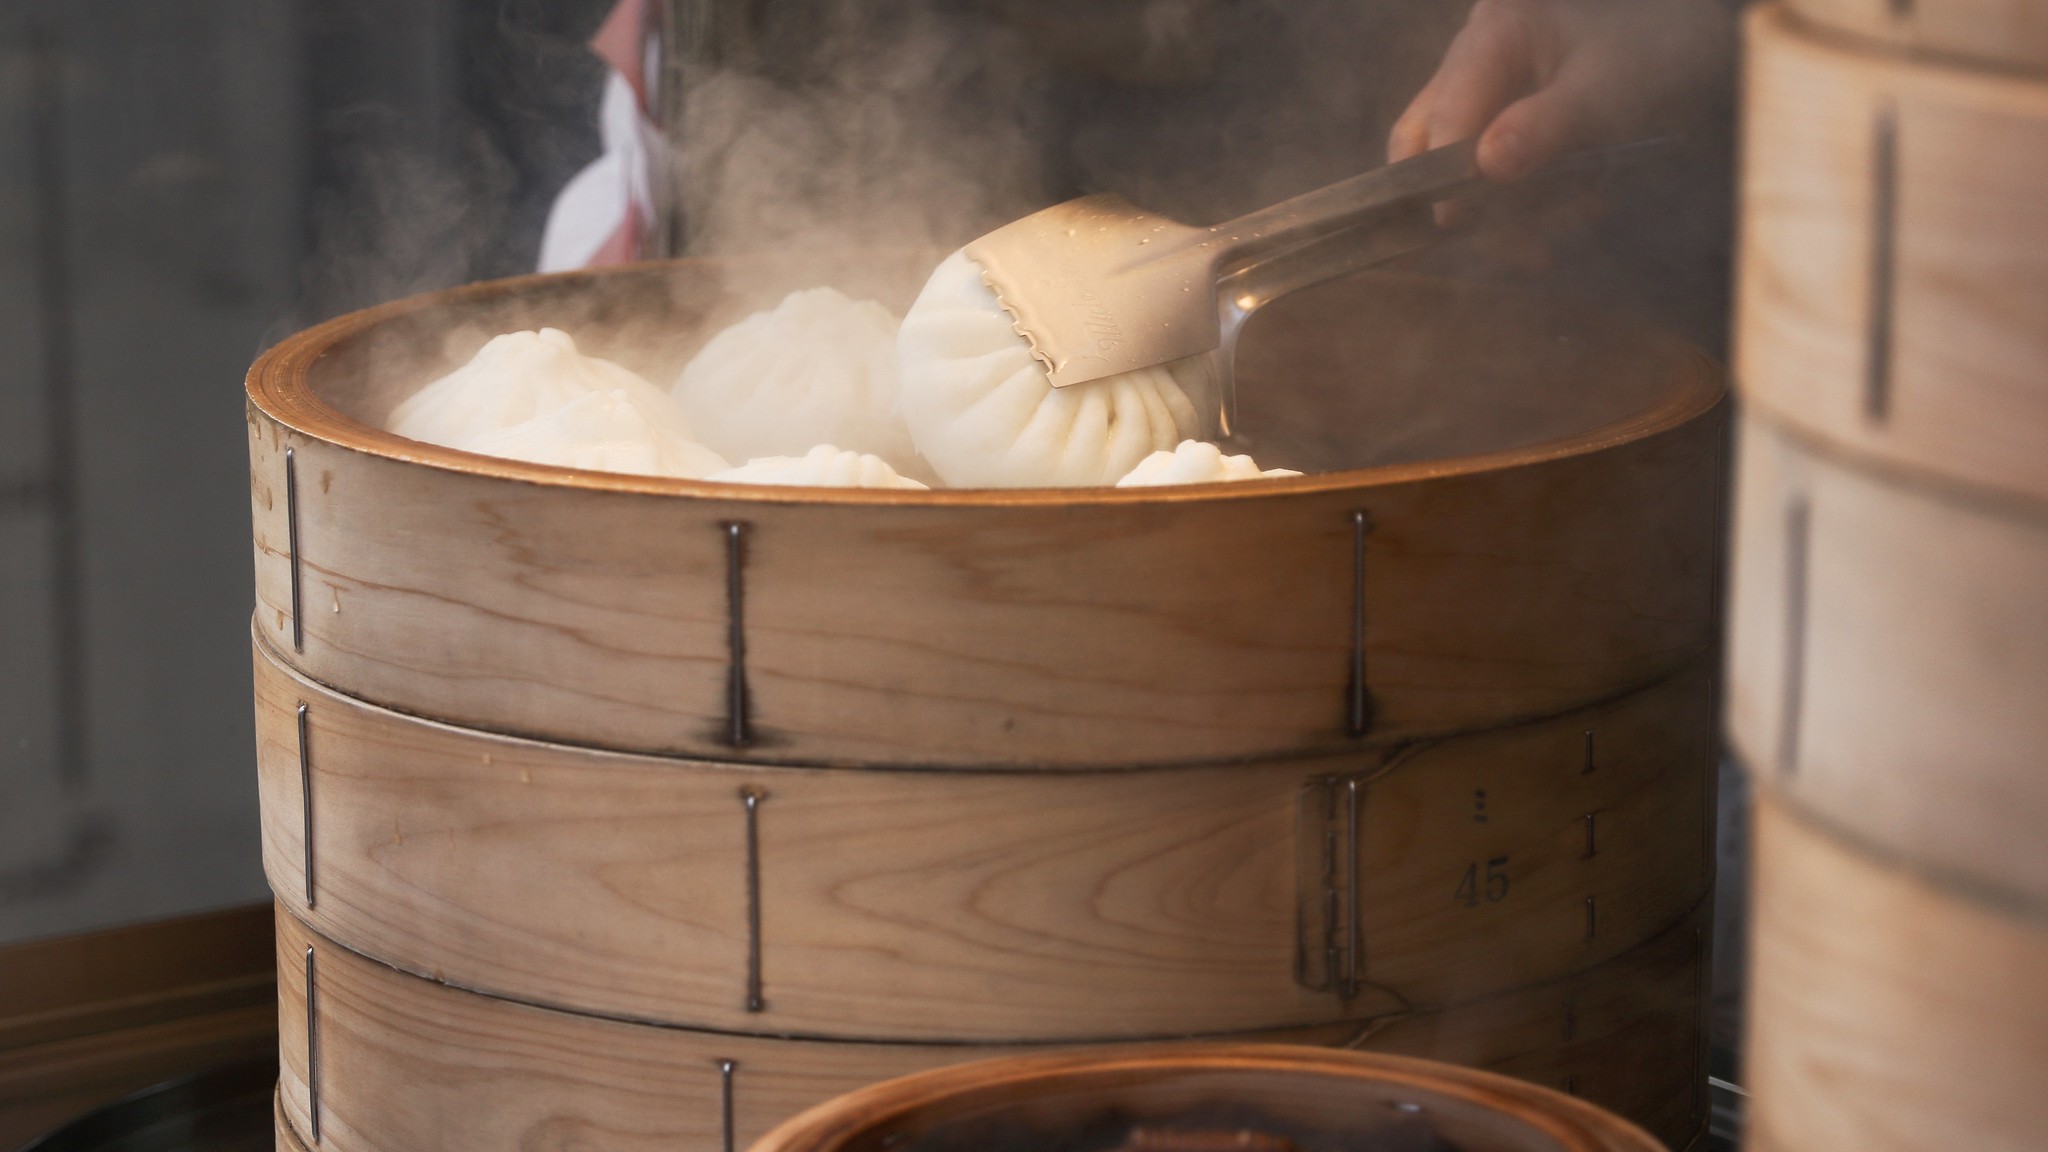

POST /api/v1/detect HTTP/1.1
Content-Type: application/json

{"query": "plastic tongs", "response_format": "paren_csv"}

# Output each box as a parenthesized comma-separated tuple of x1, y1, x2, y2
(963, 137, 1666, 432)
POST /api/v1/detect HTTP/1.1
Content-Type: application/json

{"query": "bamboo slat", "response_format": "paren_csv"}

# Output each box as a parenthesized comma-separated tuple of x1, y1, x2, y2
(247, 265, 1724, 770)
(274, 904, 1707, 1152)
(1726, 413, 2048, 903)
(1738, 3, 2048, 504)
(1743, 793, 2048, 1152)
(255, 636, 1711, 1041)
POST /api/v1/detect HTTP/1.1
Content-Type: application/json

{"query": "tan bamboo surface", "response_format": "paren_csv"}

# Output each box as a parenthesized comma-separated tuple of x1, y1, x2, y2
(246, 264, 1724, 770)
(1784, 0, 2048, 72)
(254, 632, 1712, 1041)
(1743, 793, 2048, 1152)
(1739, 3, 2048, 505)
(748, 1045, 1666, 1152)
(273, 903, 1708, 1152)
(1725, 413, 2048, 904)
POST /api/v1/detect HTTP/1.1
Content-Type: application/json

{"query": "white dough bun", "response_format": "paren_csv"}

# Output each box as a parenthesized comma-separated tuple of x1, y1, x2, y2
(674, 288, 918, 475)
(466, 390, 731, 478)
(709, 444, 929, 490)
(1114, 439, 1302, 487)
(895, 250, 1206, 489)
(387, 327, 727, 479)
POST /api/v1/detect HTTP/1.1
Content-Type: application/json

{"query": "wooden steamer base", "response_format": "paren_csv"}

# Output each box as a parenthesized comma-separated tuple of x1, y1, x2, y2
(274, 905, 1708, 1152)
(247, 263, 1726, 1152)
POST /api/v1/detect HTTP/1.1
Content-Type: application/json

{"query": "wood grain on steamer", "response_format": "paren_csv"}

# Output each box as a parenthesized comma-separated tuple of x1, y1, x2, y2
(1783, 0, 2048, 72)
(274, 904, 1708, 1152)
(248, 268, 1723, 770)
(1726, 414, 2048, 905)
(1743, 793, 2048, 1152)
(257, 637, 1711, 1041)
(1739, 4, 2048, 504)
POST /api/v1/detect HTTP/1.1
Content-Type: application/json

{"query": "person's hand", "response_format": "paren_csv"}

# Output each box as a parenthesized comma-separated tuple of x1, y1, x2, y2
(1389, 0, 1733, 182)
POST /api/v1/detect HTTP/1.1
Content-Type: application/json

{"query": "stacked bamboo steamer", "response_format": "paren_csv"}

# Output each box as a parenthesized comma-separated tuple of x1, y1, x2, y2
(1731, 5, 2048, 1149)
(245, 261, 1727, 1152)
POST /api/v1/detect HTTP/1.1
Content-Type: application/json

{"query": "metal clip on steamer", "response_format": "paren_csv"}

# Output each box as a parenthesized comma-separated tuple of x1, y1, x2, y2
(964, 137, 1667, 436)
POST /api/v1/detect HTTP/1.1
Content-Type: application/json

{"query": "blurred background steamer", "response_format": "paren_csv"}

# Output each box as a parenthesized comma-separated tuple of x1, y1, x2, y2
(247, 247, 1725, 1151)
(1730, 3, 2048, 1149)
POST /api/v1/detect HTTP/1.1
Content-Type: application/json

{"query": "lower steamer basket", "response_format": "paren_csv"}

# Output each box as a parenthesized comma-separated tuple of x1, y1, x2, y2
(255, 639, 1713, 1042)
(274, 905, 1708, 1152)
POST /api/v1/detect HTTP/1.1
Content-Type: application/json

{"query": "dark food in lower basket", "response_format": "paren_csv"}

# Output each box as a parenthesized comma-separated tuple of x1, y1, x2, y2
(901, 1103, 1460, 1152)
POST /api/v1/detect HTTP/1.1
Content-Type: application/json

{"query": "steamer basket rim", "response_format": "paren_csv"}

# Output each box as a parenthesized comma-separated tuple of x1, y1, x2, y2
(747, 1043, 1664, 1152)
(247, 259, 1726, 508)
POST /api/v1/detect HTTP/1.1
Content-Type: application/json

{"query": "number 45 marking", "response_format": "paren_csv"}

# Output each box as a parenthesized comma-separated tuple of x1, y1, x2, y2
(1455, 856, 1510, 907)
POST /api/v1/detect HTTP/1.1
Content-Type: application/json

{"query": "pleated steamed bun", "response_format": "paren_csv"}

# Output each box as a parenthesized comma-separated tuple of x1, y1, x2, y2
(674, 288, 918, 474)
(387, 328, 728, 479)
(710, 445, 928, 489)
(1115, 440, 1302, 487)
(895, 250, 1207, 488)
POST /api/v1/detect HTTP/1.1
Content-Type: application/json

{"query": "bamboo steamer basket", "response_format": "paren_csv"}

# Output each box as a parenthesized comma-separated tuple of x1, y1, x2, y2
(250, 258, 1722, 1152)
(748, 1045, 1666, 1152)
(273, 905, 1708, 1152)
(1738, 3, 2048, 506)
(1725, 412, 2048, 902)
(256, 636, 1713, 1041)
(1742, 792, 2048, 1152)
(245, 262, 1724, 770)
(1782, 0, 2048, 72)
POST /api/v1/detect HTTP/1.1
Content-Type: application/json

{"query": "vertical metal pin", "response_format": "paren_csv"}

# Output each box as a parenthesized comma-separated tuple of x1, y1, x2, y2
(298, 703, 315, 908)
(305, 945, 321, 1143)
(286, 446, 304, 653)
(1865, 104, 1899, 424)
(1582, 812, 1597, 860)
(723, 522, 751, 747)
(1582, 730, 1595, 774)
(1346, 510, 1371, 738)
(1583, 896, 1598, 942)
(718, 1059, 738, 1152)
(1778, 496, 1812, 778)
(740, 787, 766, 1012)
(1340, 775, 1361, 999)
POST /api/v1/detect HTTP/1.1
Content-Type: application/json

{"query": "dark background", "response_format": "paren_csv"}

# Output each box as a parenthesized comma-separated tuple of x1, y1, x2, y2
(0, 0, 615, 943)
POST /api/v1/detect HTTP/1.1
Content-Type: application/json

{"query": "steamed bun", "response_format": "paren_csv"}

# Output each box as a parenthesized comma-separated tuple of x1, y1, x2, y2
(895, 250, 1205, 488)
(466, 391, 730, 477)
(674, 288, 917, 473)
(1115, 440, 1302, 487)
(388, 327, 728, 479)
(709, 445, 928, 489)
